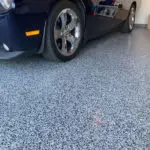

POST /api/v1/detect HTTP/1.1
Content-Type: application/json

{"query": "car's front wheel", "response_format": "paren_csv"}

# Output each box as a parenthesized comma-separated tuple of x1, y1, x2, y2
(43, 1, 84, 61)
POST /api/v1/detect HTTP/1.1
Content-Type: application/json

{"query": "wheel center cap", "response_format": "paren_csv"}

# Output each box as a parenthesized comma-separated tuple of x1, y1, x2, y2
(62, 30, 69, 36)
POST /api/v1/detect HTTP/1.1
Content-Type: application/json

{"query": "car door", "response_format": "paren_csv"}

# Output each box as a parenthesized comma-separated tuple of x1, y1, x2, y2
(85, 0, 129, 40)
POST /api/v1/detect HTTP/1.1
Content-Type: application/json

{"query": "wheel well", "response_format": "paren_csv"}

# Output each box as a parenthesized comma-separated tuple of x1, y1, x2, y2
(68, 0, 85, 9)
(132, 1, 137, 9)
(67, 0, 86, 28)
(49, 0, 86, 20)
(68, 0, 86, 16)
(51, 0, 86, 11)
(68, 0, 86, 37)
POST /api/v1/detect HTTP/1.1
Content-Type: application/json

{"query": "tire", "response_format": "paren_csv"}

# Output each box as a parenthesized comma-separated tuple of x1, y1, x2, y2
(43, 1, 84, 61)
(120, 4, 136, 33)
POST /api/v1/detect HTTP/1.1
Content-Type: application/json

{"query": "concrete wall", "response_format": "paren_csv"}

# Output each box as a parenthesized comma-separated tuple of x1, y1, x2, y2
(135, 0, 150, 24)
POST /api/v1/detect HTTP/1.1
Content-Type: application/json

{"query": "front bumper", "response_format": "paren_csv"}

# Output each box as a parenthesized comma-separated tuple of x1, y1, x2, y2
(0, 44, 24, 59)
(0, 12, 44, 59)
(0, 13, 25, 59)
(0, 13, 28, 51)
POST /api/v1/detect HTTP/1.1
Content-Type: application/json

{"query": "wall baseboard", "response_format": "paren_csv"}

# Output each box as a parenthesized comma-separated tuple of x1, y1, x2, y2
(135, 24, 147, 28)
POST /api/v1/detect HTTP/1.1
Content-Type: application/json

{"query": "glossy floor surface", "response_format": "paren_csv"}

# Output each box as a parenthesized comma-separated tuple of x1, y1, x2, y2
(0, 29, 150, 150)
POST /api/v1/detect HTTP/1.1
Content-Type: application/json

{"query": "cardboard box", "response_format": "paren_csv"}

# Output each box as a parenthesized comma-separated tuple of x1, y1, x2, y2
(148, 15, 150, 29)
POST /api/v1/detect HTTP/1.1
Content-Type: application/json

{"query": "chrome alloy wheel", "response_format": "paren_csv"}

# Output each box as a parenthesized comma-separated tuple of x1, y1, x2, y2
(54, 8, 81, 56)
(129, 7, 135, 30)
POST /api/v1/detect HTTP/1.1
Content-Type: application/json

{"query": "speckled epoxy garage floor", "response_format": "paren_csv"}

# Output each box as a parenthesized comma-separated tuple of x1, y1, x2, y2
(0, 28, 150, 150)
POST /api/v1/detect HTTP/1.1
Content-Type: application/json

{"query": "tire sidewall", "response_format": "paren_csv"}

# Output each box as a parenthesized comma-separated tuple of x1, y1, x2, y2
(46, 1, 84, 61)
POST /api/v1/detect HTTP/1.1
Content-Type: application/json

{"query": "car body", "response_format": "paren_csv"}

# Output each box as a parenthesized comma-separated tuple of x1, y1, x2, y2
(0, 0, 141, 60)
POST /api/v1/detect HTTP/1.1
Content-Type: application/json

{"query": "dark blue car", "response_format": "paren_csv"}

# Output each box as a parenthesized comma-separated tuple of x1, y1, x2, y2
(0, 0, 140, 61)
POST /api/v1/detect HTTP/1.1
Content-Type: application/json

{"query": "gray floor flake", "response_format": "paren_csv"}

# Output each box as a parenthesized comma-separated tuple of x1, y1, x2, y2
(0, 29, 150, 150)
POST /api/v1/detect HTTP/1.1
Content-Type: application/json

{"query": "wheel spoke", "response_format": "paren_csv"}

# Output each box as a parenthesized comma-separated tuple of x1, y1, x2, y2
(66, 34, 79, 50)
(66, 34, 75, 45)
(60, 12, 67, 30)
(61, 37, 67, 54)
(67, 17, 77, 31)
(54, 29, 62, 39)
